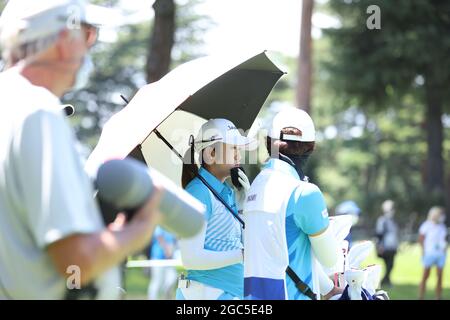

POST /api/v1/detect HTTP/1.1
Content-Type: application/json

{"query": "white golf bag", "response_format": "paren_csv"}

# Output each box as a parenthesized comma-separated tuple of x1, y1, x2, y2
(312, 215, 389, 300)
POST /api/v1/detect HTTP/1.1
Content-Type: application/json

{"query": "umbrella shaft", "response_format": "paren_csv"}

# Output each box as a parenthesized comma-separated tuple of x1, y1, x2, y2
(154, 129, 184, 160)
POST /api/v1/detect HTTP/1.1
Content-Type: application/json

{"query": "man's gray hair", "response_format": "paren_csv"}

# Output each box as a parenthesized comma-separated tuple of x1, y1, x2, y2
(2, 32, 59, 65)
(0, 0, 94, 66)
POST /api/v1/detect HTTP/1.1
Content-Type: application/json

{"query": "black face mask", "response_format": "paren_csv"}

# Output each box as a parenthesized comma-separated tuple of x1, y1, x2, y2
(279, 152, 312, 181)
(230, 166, 245, 189)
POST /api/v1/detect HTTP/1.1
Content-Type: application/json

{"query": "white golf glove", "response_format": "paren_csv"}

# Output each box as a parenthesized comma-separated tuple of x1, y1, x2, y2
(234, 168, 250, 213)
(237, 168, 251, 191)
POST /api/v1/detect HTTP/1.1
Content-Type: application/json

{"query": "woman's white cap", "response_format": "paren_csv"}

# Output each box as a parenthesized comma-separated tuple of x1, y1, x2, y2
(268, 107, 315, 142)
(193, 118, 256, 152)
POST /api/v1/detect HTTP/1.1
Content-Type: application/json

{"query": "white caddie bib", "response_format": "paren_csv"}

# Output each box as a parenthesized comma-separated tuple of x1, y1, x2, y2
(243, 161, 305, 299)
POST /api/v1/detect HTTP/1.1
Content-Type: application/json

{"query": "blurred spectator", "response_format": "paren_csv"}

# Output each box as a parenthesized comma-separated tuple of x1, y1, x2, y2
(335, 200, 361, 248)
(375, 200, 399, 287)
(418, 206, 447, 300)
(147, 226, 178, 300)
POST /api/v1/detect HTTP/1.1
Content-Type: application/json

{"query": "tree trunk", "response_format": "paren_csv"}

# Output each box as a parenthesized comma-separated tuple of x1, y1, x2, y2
(424, 80, 445, 203)
(296, 0, 314, 113)
(146, 0, 175, 83)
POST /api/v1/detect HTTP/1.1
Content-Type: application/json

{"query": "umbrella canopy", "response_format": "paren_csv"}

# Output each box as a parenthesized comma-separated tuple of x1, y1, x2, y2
(86, 51, 284, 187)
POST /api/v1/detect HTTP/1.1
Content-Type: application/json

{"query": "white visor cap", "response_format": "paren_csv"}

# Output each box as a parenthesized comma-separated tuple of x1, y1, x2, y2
(193, 118, 256, 152)
(269, 107, 315, 142)
(0, 0, 106, 51)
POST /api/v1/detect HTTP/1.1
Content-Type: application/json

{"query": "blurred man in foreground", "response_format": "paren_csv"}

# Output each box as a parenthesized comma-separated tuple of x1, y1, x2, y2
(0, 0, 161, 299)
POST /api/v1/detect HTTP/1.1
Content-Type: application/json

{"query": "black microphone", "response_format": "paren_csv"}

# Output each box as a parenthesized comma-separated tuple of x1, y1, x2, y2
(95, 158, 205, 239)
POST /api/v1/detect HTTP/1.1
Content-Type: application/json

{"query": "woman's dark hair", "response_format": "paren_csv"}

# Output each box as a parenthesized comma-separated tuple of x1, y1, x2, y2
(181, 147, 215, 189)
(182, 147, 199, 189)
(181, 143, 220, 188)
(182, 161, 199, 189)
(266, 127, 315, 156)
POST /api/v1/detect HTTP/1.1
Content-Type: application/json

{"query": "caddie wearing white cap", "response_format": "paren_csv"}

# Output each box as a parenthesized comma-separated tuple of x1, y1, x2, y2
(0, 0, 162, 299)
(176, 118, 254, 300)
(243, 107, 340, 300)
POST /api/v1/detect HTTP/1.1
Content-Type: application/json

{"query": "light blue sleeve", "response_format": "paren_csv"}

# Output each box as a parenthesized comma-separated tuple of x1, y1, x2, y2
(153, 226, 163, 238)
(292, 183, 329, 235)
(160, 227, 177, 245)
(154, 226, 176, 244)
(185, 181, 213, 221)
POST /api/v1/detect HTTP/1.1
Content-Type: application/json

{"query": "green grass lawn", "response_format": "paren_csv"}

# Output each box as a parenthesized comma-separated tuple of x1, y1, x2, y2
(122, 268, 151, 300)
(123, 243, 450, 300)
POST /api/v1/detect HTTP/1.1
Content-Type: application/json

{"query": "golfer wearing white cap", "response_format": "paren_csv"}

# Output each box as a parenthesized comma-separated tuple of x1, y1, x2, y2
(0, 0, 162, 299)
(176, 118, 253, 300)
(243, 107, 340, 300)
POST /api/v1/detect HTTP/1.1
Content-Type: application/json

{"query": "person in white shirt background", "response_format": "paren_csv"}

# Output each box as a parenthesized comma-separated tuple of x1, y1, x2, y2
(418, 206, 447, 300)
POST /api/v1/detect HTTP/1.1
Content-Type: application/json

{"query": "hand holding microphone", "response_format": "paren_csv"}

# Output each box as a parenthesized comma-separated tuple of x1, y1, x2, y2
(230, 166, 250, 213)
(118, 183, 164, 231)
(237, 168, 251, 191)
(95, 158, 205, 239)
(230, 166, 250, 191)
